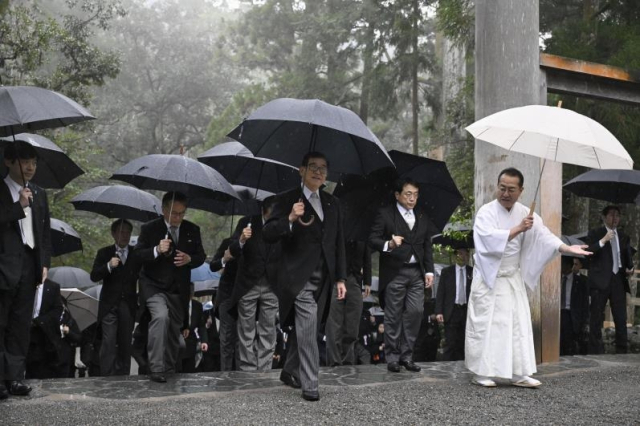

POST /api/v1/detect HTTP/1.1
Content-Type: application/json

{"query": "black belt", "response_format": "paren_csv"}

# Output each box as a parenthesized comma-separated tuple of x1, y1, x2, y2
(454, 304, 467, 308)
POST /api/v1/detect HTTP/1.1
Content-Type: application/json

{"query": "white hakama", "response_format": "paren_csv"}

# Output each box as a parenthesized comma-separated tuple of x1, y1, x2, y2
(465, 200, 563, 379)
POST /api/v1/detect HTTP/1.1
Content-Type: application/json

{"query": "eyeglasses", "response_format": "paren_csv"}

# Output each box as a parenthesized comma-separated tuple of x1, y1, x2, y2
(402, 191, 419, 199)
(306, 164, 328, 175)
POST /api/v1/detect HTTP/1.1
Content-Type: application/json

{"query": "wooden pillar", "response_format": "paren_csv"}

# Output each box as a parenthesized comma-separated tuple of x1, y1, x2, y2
(475, 0, 560, 363)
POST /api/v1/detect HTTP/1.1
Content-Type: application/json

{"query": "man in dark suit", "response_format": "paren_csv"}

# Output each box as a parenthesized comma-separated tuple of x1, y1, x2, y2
(90, 219, 140, 376)
(263, 151, 347, 402)
(436, 248, 473, 361)
(209, 238, 238, 371)
(559, 256, 590, 356)
(0, 142, 51, 398)
(229, 197, 280, 371)
(180, 284, 208, 373)
(26, 278, 63, 379)
(134, 191, 206, 383)
(586, 205, 633, 354)
(369, 177, 434, 373)
(325, 240, 372, 366)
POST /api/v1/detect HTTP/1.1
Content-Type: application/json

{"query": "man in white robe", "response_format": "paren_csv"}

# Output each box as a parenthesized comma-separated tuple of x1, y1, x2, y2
(466, 167, 591, 388)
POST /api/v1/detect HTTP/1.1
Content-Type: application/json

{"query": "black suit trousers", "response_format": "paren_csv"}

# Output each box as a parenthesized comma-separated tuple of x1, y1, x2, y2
(443, 304, 466, 361)
(100, 299, 134, 376)
(0, 245, 36, 381)
(589, 273, 628, 354)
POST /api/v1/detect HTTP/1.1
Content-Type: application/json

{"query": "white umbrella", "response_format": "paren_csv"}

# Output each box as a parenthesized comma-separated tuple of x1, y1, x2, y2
(466, 104, 633, 170)
(60, 288, 99, 331)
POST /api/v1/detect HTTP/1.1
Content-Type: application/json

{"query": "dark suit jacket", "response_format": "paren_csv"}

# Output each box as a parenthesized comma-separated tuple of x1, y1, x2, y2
(184, 299, 208, 359)
(90, 244, 140, 323)
(134, 217, 206, 324)
(586, 226, 633, 293)
(263, 187, 347, 327)
(0, 180, 51, 290)
(368, 204, 434, 302)
(565, 272, 590, 333)
(229, 215, 281, 303)
(346, 240, 372, 287)
(210, 237, 238, 309)
(435, 264, 473, 322)
(29, 279, 63, 361)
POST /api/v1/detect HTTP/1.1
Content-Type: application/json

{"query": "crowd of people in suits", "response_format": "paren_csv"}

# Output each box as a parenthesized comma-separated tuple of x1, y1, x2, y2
(0, 145, 635, 402)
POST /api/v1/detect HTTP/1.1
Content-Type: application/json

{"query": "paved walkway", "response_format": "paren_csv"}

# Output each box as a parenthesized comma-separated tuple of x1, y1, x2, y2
(2, 354, 639, 425)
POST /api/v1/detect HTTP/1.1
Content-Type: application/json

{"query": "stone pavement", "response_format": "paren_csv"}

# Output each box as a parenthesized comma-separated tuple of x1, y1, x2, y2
(2, 354, 639, 425)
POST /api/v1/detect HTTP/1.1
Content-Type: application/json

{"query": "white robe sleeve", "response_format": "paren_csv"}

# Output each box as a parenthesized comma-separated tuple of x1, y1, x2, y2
(520, 210, 564, 290)
(473, 202, 510, 289)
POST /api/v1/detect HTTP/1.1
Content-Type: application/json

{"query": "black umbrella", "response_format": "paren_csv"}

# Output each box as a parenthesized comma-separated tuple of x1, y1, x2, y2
(227, 98, 393, 180)
(189, 185, 274, 217)
(388, 150, 463, 232)
(110, 154, 240, 202)
(0, 133, 84, 188)
(432, 223, 474, 249)
(48, 266, 94, 289)
(50, 218, 83, 257)
(334, 151, 463, 240)
(0, 86, 95, 136)
(70, 185, 162, 222)
(563, 169, 640, 204)
(198, 141, 300, 194)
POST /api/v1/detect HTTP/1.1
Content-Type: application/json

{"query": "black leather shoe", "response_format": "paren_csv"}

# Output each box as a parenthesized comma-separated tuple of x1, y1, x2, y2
(400, 359, 422, 372)
(302, 390, 320, 401)
(0, 383, 8, 400)
(280, 370, 301, 389)
(7, 380, 31, 396)
(387, 361, 401, 373)
(149, 372, 167, 383)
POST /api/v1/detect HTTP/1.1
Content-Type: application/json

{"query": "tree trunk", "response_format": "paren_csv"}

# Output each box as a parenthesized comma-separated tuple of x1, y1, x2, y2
(411, 0, 419, 155)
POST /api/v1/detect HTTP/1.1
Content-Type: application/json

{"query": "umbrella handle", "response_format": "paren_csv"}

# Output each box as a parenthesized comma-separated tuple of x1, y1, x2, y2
(298, 216, 315, 226)
(296, 197, 315, 226)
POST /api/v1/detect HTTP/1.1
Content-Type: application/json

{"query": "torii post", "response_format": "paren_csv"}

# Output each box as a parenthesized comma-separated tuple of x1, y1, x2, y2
(474, 0, 640, 364)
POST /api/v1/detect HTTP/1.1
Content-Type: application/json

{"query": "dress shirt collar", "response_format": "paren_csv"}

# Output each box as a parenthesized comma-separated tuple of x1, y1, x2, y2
(4, 175, 23, 202)
(396, 202, 413, 217)
(164, 220, 180, 231)
(115, 244, 128, 253)
(456, 264, 466, 273)
(303, 185, 320, 200)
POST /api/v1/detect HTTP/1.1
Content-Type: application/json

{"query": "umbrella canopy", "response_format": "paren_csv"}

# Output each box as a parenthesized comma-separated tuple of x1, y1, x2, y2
(50, 218, 82, 257)
(563, 169, 640, 204)
(431, 222, 474, 249)
(227, 98, 393, 179)
(193, 279, 219, 297)
(334, 151, 463, 240)
(0, 133, 84, 188)
(189, 185, 274, 216)
(85, 284, 102, 300)
(70, 184, 162, 222)
(59, 288, 99, 331)
(0, 86, 95, 136)
(561, 234, 585, 246)
(110, 154, 239, 202)
(198, 141, 300, 194)
(466, 105, 633, 170)
(191, 263, 220, 282)
(48, 266, 94, 290)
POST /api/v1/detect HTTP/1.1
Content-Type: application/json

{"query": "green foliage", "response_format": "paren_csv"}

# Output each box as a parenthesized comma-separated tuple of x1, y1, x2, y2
(436, 0, 474, 48)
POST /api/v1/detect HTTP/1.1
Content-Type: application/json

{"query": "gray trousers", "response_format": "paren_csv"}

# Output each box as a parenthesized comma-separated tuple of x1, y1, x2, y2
(237, 279, 279, 371)
(384, 265, 424, 364)
(283, 279, 321, 393)
(146, 292, 183, 374)
(325, 275, 363, 366)
(100, 299, 134, 376)
(218, 292, 237, 371)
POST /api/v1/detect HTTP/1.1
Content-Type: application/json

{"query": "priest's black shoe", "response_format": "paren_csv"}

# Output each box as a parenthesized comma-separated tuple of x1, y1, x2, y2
(279, 370, 301, 389)
(387, 361, 401, 373)
(302, 390, 320, 401)
(7, 380, 31, 396)
(149, 372, 167, 383)
(0, 383, 8, 400)
(400, 360, 422, 372)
